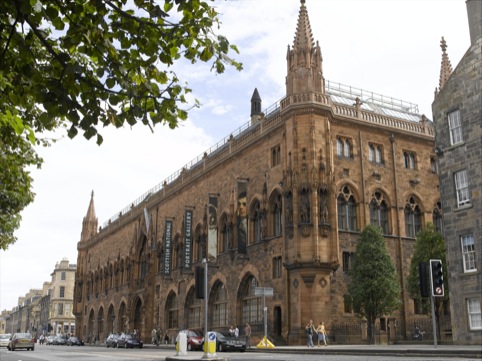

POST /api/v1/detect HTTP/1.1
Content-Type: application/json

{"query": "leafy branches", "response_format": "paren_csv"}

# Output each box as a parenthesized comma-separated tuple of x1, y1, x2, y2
(0, 0, 241, 249)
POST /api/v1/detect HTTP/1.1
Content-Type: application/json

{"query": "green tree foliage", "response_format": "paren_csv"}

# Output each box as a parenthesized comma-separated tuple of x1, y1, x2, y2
(348, 225, 401, 344)
(407, 223, 447, 337)
(0, 0, 241, 249)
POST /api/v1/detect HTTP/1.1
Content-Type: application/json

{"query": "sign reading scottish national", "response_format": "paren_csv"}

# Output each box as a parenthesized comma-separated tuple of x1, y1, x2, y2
(184, 209, 193, 270)
(163, 219, 173, 275)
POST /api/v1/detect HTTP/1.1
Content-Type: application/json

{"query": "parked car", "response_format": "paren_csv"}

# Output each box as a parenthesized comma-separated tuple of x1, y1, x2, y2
(117, 333, 143, 349)
(7, 333, 35, 351)
(45, 335, 56, 345)
(105, 333, 121, 348)
(0, 334, 12, 347)
(202, 331, 246, 352)
(177, 329, 203, 351)
(66, 336, 84, 346)
(51, 335, 67, 345)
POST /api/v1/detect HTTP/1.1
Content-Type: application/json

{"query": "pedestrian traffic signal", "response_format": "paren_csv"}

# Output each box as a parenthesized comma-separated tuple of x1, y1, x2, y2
(418, 262, 429, 298)
(429, 259, 444, 297)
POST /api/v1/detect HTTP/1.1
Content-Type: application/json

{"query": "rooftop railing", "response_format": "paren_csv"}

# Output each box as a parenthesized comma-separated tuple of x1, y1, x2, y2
(102, 80, 425, 228)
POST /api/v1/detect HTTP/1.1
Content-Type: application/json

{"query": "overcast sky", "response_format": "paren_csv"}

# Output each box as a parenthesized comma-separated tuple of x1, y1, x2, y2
(0, 0, 470, 311)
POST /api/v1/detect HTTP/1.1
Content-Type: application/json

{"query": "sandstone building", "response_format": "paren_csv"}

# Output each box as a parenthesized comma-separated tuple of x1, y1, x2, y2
(432, 0, 482, 345)
(3, 259, 76, 337)
(74, 1, 441, 345)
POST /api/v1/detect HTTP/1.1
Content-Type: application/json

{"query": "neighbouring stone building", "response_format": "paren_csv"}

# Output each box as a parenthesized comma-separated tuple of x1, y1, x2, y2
(432, 0, 482, 345)
(49, 258, 77, 336)
(74, 1, 443, 345)
(2, 259, 76, 337)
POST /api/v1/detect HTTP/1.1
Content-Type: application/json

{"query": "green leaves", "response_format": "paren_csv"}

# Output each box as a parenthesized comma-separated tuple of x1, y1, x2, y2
(347, 225, 401, 343)
(1, 0, 241, 249)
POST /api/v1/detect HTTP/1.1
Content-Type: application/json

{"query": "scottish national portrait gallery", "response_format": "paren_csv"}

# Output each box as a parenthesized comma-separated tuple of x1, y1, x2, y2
(73, 1, 443, 345)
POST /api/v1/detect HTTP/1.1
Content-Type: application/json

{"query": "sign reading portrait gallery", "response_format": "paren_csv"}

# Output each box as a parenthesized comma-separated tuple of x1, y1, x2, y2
(163, 219, 173, 275)
(184, 209, 193, 270)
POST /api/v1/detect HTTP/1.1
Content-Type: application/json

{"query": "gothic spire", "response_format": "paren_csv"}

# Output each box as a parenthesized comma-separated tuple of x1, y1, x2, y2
(81, 190, 98, 242)
(286, 0, 324, 97)
(437, 37, 453, 95)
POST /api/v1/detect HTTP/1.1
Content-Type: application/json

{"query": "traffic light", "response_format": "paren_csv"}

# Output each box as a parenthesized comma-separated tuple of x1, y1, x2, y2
(418, 262, 429, 298)
(195, 266, 204, 299)
(430, 259, 444, 297)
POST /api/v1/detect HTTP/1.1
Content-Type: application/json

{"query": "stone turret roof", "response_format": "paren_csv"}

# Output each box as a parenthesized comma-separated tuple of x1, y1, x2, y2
(435, 37, 453, 97)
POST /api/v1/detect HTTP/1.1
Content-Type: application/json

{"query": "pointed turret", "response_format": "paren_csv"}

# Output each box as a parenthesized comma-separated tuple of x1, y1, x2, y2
(250, 88, 262, 124)
(436, 37, 453, 97)
(81, 190, 98, 242)
(286, 0, 324, 96)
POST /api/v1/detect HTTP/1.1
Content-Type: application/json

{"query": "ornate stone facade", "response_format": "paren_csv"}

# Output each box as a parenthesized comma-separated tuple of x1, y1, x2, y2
(74, 1, 441, 345)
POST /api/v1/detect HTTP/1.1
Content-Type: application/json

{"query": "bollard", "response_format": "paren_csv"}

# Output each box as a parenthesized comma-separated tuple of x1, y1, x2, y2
(176, 331, 188, 356)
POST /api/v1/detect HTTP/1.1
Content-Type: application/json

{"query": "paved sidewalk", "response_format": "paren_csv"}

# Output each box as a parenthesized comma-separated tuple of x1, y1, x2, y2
(248, 343, 482, 359)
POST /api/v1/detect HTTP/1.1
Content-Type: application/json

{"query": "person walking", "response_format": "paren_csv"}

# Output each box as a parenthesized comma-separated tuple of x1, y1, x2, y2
(316, 321, 327, 346)
(305, 319, 315, 347)
(244, 322, 251, 348)
(151, 328, 157, 345)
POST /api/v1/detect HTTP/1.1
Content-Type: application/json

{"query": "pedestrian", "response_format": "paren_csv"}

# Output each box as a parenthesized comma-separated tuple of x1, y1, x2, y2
(151, 328, 157, 345)
(234, 325, 239, 338)
(156, 328, 161, 346)
(316, 321, 327, 346)
(244, 322, 251, 348)
(305, 319, 315, 347)
(228, 325, 236, 337)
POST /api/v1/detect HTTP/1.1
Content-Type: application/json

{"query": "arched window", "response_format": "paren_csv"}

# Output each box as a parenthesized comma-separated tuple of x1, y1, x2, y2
(369, 191, 389, 234)
(118, 302, 127, 333)
(433, 202, 443, 233)
(193, 225, 205, 262)
(186, 288, 202, 329)
(337, 186, 357, 231)
(369, 143, 383, 163)
(403, 151, 416, 169)
(336, 138, 343, 156)
(241, 275, 262, 324)
(405, 196, 422, 237)
(269, 192, 283, 237)
(211, 282, 228, 327)
(97, 307, 104, 336)
(166, 292, 178, 329)
(251, 200, 263, 243)
(344, 139, 351, 157)
(157, 245, 162, 274)
(107, 305, 115, 334)
(219, 213, 230, 253)
(139, 239, 147, 280)
(336, 137, 352, 158)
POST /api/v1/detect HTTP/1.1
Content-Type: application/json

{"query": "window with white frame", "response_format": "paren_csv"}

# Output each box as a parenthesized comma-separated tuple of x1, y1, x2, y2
(448, 109, 463, 145)
(467, 298, 482, 330)
(461, 234, 477, 272)
(455, 170, 470, 206)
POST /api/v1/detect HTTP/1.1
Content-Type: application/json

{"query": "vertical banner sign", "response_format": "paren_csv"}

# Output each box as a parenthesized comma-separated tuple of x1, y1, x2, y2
(163, 219, 173, 275)
(237, 181, 248, 254)
(184, 209, 193, 270)
(208, 195, 218, 259)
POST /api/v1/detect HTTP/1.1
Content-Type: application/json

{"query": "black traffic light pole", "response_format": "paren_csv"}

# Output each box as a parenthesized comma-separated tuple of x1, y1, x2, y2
(430, 291, 437, 348)
(429, 259, 444, 348)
